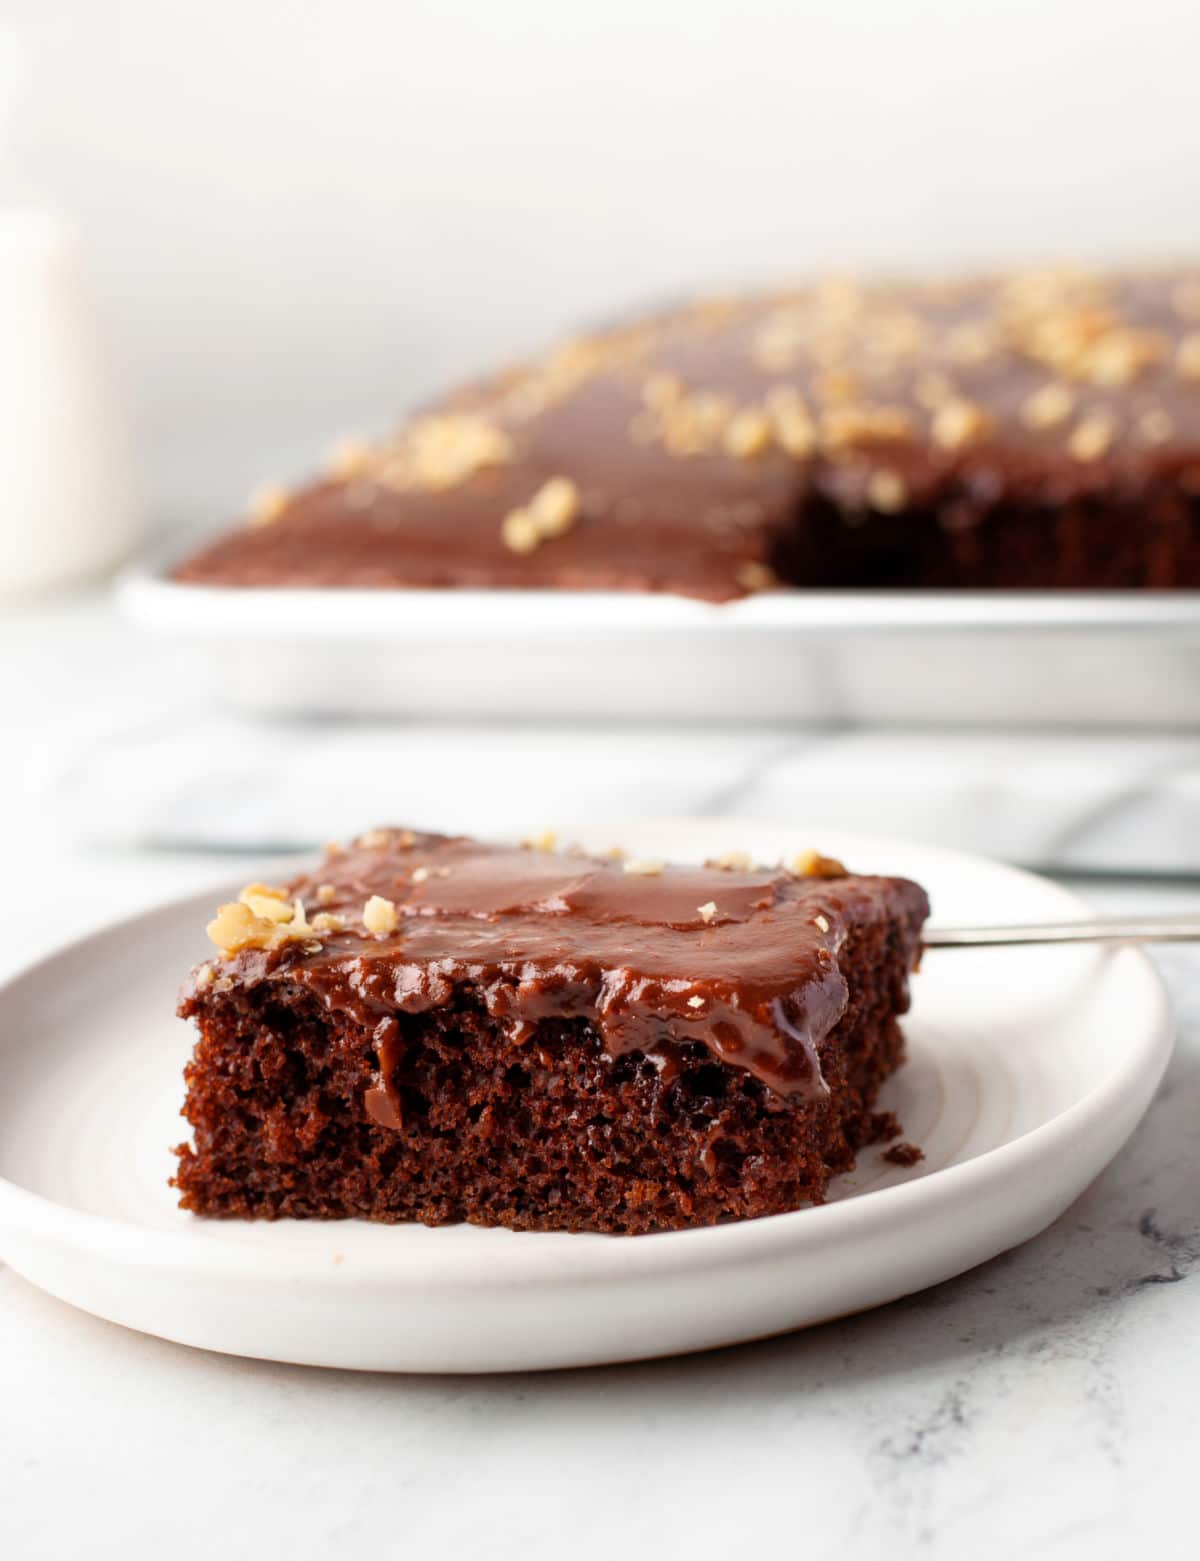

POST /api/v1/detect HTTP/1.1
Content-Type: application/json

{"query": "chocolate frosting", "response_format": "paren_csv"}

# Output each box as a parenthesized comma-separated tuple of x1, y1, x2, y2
(188, 832, 929, 1112)
(173, 268, 1200, 598)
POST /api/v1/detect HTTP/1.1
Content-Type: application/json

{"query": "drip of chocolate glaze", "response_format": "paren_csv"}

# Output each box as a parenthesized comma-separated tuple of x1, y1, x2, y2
(363, 1018, 403, 1129)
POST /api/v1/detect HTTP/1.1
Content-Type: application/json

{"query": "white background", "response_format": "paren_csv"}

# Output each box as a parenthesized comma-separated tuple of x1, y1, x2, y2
(5, 0, 1200, 526)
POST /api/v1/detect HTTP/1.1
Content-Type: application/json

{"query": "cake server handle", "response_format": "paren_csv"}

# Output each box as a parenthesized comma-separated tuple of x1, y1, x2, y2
(925, 913, 1200, 948)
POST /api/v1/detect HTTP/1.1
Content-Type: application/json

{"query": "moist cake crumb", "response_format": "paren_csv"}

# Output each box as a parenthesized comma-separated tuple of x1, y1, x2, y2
(883, 1141, 926, 1167)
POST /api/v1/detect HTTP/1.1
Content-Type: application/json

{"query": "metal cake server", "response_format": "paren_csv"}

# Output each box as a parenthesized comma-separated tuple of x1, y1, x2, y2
(926, 913, 1200, 948)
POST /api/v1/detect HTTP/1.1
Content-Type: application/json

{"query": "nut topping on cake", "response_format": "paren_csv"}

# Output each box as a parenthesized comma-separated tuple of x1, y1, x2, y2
(206, 885, 326, 957)
(246, 483, 290, 527)
(790, 849, 848, 879)
(362, 896, 398, 934)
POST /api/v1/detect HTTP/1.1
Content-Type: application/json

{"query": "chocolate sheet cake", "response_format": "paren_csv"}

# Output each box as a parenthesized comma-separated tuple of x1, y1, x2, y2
(175, 830, 929, 1234)
(173, 267, 1200, 599)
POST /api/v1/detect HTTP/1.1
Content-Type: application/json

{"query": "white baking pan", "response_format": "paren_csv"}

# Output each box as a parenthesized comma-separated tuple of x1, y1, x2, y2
(119, 548, 1200, 727)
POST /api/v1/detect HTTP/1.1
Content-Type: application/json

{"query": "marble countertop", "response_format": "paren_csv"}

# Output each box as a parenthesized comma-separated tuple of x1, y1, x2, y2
(2, 594, 1198, 1560)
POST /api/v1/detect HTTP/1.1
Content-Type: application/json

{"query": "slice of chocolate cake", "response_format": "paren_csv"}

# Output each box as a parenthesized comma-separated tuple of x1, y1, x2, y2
(174, 831, 928, 1234)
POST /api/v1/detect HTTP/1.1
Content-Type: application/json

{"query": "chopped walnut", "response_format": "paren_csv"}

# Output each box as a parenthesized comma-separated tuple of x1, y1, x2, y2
(1087, 329, 1166, 386)
(765, 386, 817, 458)
(246, 483, 289, 527)
(724, 407, 773, 458)
(790, 849, 848, 879)
(521, 829, 558, 853)
(311, 913, 344, 932)
(821, 403, 914, 451)
(1175, 333, 1200, 381)
(316, 883, 337, 906)
(812, 368, 862, 406)
(326, 435, 373, 479)
(1067, 412, 1117, 462)
(930, 397, 990, 451)
(411, 866, 430, 884)
(501, 476, 581, 553)
(623, 857, 664, 876)
(238, 884, 295, 924)
(528, 476, 581, 538)
(866, 468, 908, 513)
(362, 895, 398, 934)
(709, 850, 754, 871)
(687, 995, 706, 1009)
(814, 913, 831, 933)
(735, 560, 777, 593)
(500, 508, 540, 554)
(375, 413, 513, 495)
(206, 886, 324, 958)
(357, 829, 390, 850)
(1020, 383, 1075, 431)
(697, 901, 718, 924)
(194, 963, 214, 989)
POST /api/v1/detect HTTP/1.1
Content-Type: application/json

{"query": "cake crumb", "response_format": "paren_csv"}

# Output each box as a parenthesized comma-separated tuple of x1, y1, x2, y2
(623, 857, 664, 876)
(883, 1141, 925, 1167)
(411, 866, 430, 884)
(522, 829, 558, 853)
(697, 901, 717, 924)
(709, 850, 754, 871)
(362, 895, 398, 934)
(357, 829, 390, 850)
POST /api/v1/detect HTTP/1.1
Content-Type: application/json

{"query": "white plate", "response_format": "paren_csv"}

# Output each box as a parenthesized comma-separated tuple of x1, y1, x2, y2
(119, 557, 1200, 727)
(0, 823, 1174, 1373)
